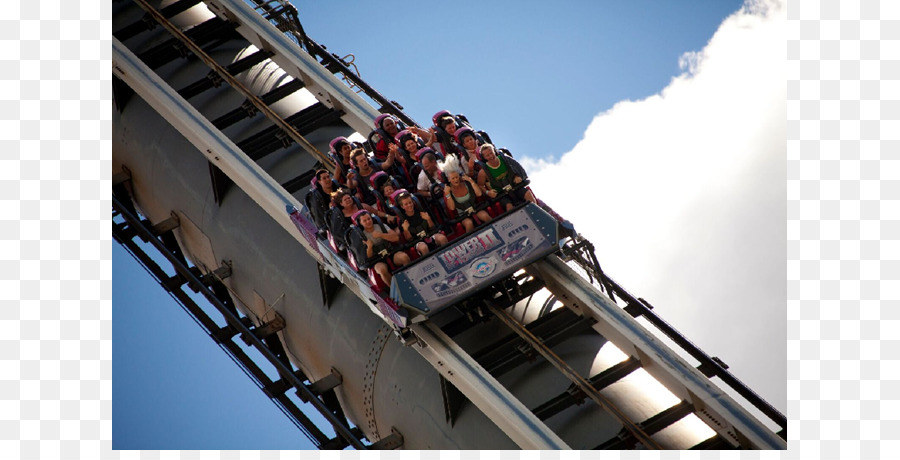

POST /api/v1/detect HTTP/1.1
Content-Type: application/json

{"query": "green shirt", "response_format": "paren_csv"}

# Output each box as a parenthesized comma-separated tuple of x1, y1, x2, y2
(486, 158, 508, 182)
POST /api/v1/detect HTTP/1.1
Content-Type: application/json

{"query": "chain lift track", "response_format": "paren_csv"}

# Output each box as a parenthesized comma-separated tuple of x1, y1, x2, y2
(112, 0, 786, 449)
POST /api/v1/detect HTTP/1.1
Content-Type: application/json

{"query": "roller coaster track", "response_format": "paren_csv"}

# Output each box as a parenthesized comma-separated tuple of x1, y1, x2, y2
(112, 0, 786, 449)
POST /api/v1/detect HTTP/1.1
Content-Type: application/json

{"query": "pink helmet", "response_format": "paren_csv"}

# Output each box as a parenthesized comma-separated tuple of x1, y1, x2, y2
(351, 209, 369, 226)
(374, 114, 393, 130)
(329, 136, 349, 155)
(432, 110, 451, 126)
(454, 127, 476, 144)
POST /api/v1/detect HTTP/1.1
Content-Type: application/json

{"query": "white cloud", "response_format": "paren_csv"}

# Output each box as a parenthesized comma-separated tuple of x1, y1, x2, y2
(525, 0, 786, 413)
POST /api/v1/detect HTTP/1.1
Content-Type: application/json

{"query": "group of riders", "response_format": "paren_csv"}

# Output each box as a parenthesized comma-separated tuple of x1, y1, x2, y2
(306, 110, 538, 289)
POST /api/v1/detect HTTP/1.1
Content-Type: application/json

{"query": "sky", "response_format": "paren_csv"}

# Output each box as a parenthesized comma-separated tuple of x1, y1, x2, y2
(113, 0, 784, 450)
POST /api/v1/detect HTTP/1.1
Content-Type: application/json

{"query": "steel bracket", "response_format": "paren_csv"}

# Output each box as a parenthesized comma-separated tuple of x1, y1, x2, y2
(369, 427, 403, 450)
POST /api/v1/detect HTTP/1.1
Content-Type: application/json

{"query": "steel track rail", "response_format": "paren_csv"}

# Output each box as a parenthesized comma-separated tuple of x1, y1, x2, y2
(529, 257, 787, 449)
(486, 301, 662, 449)
(563, 240, 787, 434)
(130, 0, 335, 171)
(205, 0, 383, 136)
(409, 322, 570, 449)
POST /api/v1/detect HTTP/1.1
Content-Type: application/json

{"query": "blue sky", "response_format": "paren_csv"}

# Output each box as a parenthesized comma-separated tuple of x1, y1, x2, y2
(297, 1, 745, 160)
(113, 0, 782, 450)
(112, 242, 317, 449)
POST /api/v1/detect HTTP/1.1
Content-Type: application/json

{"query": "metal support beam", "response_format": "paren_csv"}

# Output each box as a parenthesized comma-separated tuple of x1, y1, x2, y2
(112, 195, 367, 449)
(528, 256, 787, 449)
(162, 274, 187, 291)
(471, 306, 593, 377)
(204, 0, 385, 136)
(486, 301, 661, 449)
(114, 0, 203, 41)
(308, 368, 342, 395)
(211, 78, 305, 129)
(264, 368, 310, 398)
(131, 0, 335, 170)
(151, 215, 180, 235)
(137, 17, 237, 69)
(532, 357, 642, 421)
(201, 261, 233, 285)
(367, 428, 403, 450)
(252, 312, 286, 339)
(177, 49, 274, 100)
(594, 400, 695, 449)
(409, 321, 570, 450)
(113, 38, 320, 259)
(236, 102, 342, 160)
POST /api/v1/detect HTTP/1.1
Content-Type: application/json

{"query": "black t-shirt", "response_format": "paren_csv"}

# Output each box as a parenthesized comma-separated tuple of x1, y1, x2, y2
(356, 164, 382, 205)
(402, 212, 429, 238)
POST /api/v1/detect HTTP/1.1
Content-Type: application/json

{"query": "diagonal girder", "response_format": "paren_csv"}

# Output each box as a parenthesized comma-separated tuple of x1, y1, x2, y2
(114, 0, 203, 41)
(471, 306, 595, 377)
(131, 0, 335, 170)
(112, 194, 368, 449)
(212, 78, 305, 129)
(177, 49, 274, 100)
(532, 356, 642, 421)
(137, 16, 238, 69)
(593, 400, 695, 449)
(235, 102, 342, 160)
(486, 301, 662, 449)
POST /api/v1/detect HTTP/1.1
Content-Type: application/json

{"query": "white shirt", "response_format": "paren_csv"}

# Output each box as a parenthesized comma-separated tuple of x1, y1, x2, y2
(417, 169, 442, 193)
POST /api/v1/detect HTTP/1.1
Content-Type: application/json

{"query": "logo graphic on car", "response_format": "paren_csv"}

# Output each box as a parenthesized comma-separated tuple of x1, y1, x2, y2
(469, 257, 496, 279)
(500, 237, 531, 263)
(431, 272, 468, 294)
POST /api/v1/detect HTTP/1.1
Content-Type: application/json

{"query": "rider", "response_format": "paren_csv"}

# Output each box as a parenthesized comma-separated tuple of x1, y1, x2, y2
(453, 127, 480, 178)
(477, 143, 536, 212)
(355, 210, 411, 286)
(395, 191, 449, 256)
(309, 168, 341, 230)
(415, 149, 444, 201)
(347, 147, 398, 207)
(441, 155, 491, 233)
(329, 136, 354, 186)
(372, 114, 436, 161)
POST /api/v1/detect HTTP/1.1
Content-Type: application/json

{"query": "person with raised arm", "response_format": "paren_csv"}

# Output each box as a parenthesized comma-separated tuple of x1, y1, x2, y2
(396, 191, 449, 256)
(346, 147, 398, 208)
(329, 136, 354, 186)
(372, 114, 435, 161)
(355, 210, 411, 286)
(441, 155, 492, 233)
(453, 127, 480, 178)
